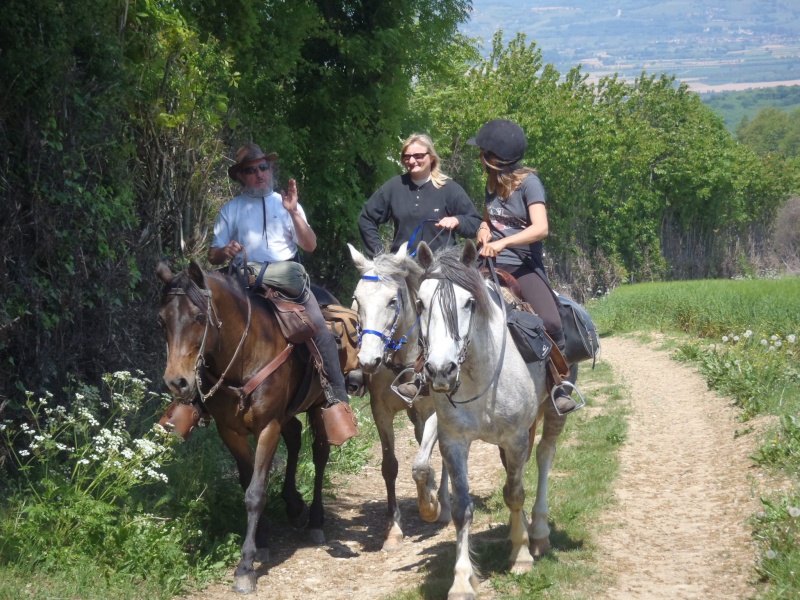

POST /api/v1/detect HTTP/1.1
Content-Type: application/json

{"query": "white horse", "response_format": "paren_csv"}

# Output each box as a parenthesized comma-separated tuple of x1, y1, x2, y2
(415, 241, 569, 600)
(348, 243, 451, 551)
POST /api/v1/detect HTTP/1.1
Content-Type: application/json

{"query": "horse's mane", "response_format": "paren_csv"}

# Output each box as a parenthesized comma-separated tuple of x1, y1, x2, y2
(421, 246, 492, 323)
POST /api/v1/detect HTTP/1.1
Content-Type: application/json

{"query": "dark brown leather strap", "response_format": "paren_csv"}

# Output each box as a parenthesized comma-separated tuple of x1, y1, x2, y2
(241, 343, 295, 397)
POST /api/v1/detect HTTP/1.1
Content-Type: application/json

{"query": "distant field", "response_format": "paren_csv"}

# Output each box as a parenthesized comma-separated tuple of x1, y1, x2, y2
(463, 0, 800, 88)
(699, 85, 800, 130)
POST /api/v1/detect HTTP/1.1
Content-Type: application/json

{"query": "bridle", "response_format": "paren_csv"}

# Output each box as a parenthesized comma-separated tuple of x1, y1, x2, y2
(165, 276, 252, 403)
(355, 274, 420, 370)
(419, 260, 508, 408)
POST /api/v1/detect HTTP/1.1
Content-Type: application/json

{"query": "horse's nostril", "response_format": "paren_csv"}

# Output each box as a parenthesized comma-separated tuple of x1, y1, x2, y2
(178, 377, 189, 392)
(424, 362, 436, 377)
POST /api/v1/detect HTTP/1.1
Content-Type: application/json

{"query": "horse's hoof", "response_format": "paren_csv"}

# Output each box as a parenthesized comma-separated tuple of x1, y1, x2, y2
(288, 504, 310, 529)
(447, 593, 475, 600)
(254, 547, 270, 563)
(382, 527, 404, 552)
(438, 506, 452, 524)
(308, 528, 325, 545)
(231, 572, 258, 594)
(509, 557, 534, 574)
(418, 499, 441, 523)
(530, 536, 550, 558)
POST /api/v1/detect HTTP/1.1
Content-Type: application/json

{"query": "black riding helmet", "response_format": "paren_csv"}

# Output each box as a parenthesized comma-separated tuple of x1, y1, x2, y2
(467, 119, 527, 164)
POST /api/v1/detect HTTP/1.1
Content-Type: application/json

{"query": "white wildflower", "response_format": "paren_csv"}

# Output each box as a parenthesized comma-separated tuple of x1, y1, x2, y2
(768, 346, 776, 352)
(761, 339, 768, 346)
(775, 340, 782, 348)
(733, 335, 740, 342)
(722, 335, 729, 343)
(78, 458, 90, 465)
(743, 330, 753, 338)
(789, 506, 800, 518)
(771, 335, 779, 341)
(787, 334, 796, 344)
(19, 449, 30, 457)
(766, 549, 778, 559)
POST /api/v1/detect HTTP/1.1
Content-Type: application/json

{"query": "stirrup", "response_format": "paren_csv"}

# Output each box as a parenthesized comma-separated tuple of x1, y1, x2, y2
(390, 367, 424, 407)
(549, 381, 586, 416)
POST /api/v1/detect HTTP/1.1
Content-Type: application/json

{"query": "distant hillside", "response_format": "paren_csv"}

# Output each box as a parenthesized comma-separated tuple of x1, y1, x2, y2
(700, 85, 800, 131)
(462, 0, 800, 87)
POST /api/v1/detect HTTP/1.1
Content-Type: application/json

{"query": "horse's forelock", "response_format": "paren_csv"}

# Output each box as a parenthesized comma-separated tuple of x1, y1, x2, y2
(371, 252, 423, 295)
(423, 247, 492, 323)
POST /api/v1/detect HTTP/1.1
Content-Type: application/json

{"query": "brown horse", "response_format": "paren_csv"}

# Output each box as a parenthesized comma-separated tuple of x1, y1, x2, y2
(156, 260, 331, 594)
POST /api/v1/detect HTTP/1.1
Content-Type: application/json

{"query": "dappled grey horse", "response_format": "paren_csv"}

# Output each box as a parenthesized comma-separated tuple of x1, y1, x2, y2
(415, 241, 569, 600)
(349, 243, 451, 551)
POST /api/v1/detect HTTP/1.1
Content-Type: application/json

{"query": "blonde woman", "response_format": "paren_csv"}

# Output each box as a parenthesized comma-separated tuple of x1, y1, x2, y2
(359, 134, 481, 258)
(470, 119, 579, 414)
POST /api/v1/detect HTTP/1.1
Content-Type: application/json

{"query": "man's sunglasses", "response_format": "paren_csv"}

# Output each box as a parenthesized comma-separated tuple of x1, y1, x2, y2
(401, 152, 429, 161)
(241, 162, 271, 175)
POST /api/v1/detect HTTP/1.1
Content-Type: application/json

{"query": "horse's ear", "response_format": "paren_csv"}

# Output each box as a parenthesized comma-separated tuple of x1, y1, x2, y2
(156, 260, 174, 283)
(461, 240, 478, 267)
(188, 260, 207, 288)
(348, 243, 370, 272)
(156, 261, 173, 284)
(396, 242, 408, 260)
(417, 242, 434, 269)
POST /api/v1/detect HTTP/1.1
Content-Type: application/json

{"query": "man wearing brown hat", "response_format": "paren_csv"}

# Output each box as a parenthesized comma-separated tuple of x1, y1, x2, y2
(208, 143, 359, 444)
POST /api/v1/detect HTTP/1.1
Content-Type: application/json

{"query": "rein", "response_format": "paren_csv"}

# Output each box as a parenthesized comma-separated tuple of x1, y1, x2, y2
(408, 218, 454, 257)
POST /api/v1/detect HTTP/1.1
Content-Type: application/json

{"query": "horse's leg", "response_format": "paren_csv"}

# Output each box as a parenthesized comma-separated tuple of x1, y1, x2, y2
(502, 437, 535, 573)
(412, 410, 444, 524)
(371, 394, 403, 550)
(529, 402, 568, 557)
(233, 419, 282, 594)
(216, 425, 270, 563)
(280, 416, 310, 528)
(439, 437, 479, 600)
(307, 405, 330, 545)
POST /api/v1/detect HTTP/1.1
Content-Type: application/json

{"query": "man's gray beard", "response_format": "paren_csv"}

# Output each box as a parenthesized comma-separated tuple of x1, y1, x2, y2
(243, 184, 273, 198)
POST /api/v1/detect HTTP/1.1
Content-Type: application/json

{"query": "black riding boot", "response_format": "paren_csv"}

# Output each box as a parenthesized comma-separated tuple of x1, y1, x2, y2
(550, 328, 579, 415)
(302, 296, 360, 445)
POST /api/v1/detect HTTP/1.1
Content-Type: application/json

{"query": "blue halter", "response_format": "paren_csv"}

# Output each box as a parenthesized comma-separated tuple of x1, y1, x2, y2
(357, 274, 419, 354)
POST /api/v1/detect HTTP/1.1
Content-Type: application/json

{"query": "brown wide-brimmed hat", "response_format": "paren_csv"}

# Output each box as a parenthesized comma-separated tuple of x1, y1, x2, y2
(227, 143, 278, 181)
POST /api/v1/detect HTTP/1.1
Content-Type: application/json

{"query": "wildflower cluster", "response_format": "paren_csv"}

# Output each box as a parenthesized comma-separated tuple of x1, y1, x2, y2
(755, 495, 800, 582)
(676, 329, 800, 418)
(3, 371, 178, 504)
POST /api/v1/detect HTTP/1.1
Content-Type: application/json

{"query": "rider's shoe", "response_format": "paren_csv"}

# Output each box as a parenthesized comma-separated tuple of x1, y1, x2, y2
(322, 401, 359, 446)
(553, 388, 579, 415)
(395, 380, 430, 400)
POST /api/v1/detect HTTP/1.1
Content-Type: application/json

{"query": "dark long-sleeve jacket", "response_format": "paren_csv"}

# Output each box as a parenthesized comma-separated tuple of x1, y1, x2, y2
(358, 174, 482, 258)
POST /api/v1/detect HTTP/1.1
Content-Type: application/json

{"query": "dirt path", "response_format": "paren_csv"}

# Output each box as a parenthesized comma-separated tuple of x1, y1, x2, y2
(593, 337, 760, 599)
(189, 336, 761, 599)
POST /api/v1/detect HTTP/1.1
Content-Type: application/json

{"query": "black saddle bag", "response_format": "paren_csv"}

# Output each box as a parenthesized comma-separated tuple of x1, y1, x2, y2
(557, 294, 600, 365)
(507, 308, 553, 364)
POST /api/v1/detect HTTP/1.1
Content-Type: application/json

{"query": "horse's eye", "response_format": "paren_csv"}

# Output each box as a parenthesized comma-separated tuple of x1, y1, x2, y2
(415, 299, 424, 314)
(388, 297, 398, 308)
(465, 298, 476, 310)
(194, 313, 207, 325)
